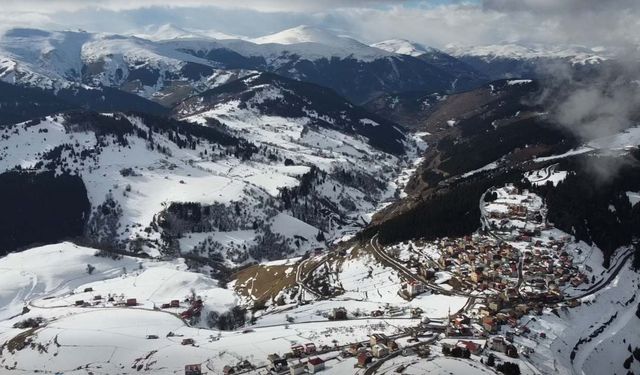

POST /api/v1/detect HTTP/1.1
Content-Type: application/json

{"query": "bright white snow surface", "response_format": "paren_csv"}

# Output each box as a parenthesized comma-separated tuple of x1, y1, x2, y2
(0, 242, 425, 374)
(507, 79, 533, 85)
(627, 191, 640, 207)
(445, 43, 609, 65)
(522, 262, 640, 375)
(524, 164, 567, 187)
(0, 243, 235, 322)
(252, 25, 354, 46)
(371, 39, 436, 57)
(0, 243, 138, 321)
(375, 355, 496, 374)
(336, 253, 467, 317)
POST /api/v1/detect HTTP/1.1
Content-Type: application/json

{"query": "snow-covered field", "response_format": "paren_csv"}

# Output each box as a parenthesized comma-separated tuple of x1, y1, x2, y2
(0, 243, 139, 321)
(334, 251, 467, 318)
(521, 264, 640, 375)
(1, 168, 637, 375)
(376, 355, 496, 375)
(524, 164, 567, 187)
(0, 243, 428, 374)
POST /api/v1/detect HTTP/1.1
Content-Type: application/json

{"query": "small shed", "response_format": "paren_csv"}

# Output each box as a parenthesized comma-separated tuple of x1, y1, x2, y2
(267, 353, 281, 365)
(184, 364, 202, 375)
(372, 343, 390, 358)
(272, 359, 288, 372)
(357, 352, 373, 367)
(291, 344, 305, 357)
(457, 340, 483, 355)
(290, 362, 306, 375)
(370, 333, 388, 346)
(306, 357, 325, 373)
(304, 343, 317, 354)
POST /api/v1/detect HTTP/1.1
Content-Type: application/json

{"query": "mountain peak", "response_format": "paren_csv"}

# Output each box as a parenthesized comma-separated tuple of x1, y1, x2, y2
(133, 24, 240, 41)
(133, 23, 202, 41)
(444, 42, 610, 64)
(251, 25, 354, 46)
(371, 39, 437, 57)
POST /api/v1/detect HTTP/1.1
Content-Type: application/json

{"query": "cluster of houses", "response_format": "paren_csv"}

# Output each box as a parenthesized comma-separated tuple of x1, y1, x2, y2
(485, 186, 589, 292)
(265, 347, 326, 374)
(401, 185, 587, 321)
(161, 299, 181, 309)
(179, 296, 204, 320)
(71, 287, 210, 325)
(345, 333, 431, 368)
(393, 186, 592, 362)
(259, 332, 422, 374)
(72, 291, 209, 330)
(73, 289, 138, 308)
(520, 239, 588, 291)
(441, 336, 519, 358)
(425, 307, 534, 360)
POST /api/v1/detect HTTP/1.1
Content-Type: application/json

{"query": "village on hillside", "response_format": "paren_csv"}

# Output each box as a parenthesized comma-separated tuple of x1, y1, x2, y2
(206, 184, 609, 375)
(0, 183, 629, 375)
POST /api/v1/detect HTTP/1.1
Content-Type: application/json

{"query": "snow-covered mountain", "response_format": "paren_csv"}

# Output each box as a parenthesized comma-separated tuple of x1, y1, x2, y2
(0, 26, 486, 105)
(0, 92, 417, 263)
(175, 72, 407, 155)
(0, 28, 246, 107)
(445, 42, 610, 80)
(0, 26, 617, 108)
(371, 39, 436, 57)
(133, 23, 241, 41)
(372, 39, 488, 92)
(445, 43, 609, 64)
(252, 25, 361, 47)
(0, 25, 638, 375)
(164, 33, 465, 102)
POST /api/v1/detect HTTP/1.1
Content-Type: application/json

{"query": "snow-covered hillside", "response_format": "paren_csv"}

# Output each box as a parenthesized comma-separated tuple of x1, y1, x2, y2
(0, 106, 414, 264)
(445, 43, 609, 65)
(133, 23, 241, 42)
(371, 39, 436, 57)
(521, 259, 640, 375)
(0, 25, 476, 105)
(0, 28, 245, 106)
(175, 72, 408, 154)
(252, 25, 364, 49)
(0, 243, 430, 374)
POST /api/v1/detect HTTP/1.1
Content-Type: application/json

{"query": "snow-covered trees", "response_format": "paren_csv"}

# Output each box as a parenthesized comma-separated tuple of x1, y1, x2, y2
(207, 306, 247, 331)
(86, 192, 123, 249)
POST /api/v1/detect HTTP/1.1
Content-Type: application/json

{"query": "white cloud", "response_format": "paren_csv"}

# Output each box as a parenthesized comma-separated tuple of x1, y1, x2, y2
(0, 0, 638, 49)
(0, 0, 399, 13)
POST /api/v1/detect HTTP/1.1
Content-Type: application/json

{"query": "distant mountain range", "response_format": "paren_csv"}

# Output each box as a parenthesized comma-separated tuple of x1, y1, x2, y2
(0, 25, 610, 108)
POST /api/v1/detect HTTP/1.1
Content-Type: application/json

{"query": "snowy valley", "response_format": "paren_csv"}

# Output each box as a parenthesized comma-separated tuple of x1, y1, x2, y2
(0, 13, 639, 375)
